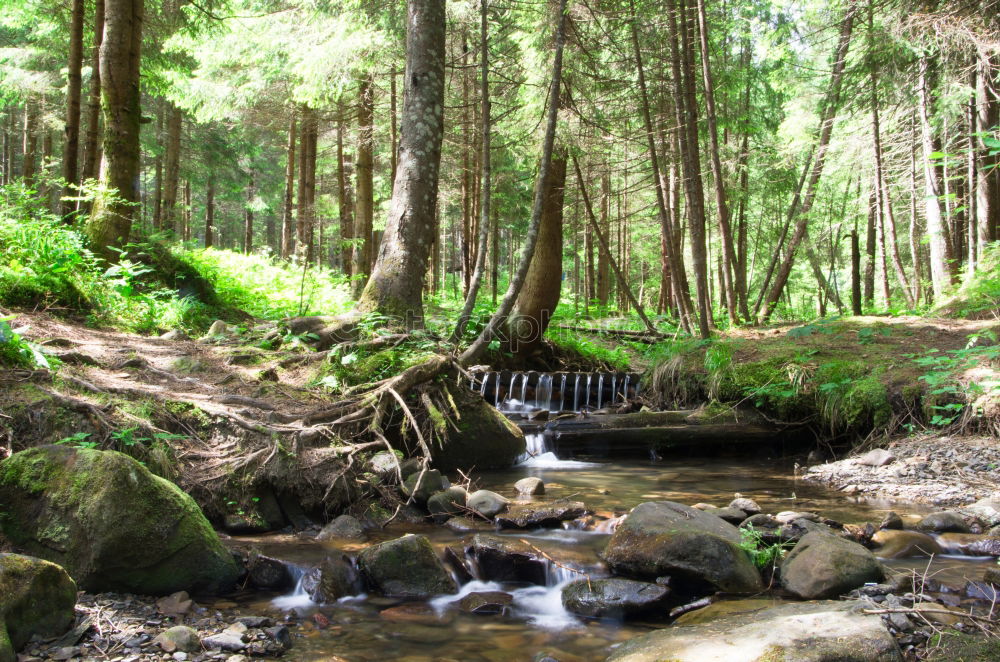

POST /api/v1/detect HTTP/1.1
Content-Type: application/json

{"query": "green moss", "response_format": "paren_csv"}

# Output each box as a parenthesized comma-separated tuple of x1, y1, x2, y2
(0, 618, 12, 662)
(926, 633, 1000, 661)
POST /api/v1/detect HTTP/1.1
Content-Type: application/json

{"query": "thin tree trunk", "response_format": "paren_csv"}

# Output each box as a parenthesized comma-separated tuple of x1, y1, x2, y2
(337, 110, 354, 273)
(80, 0, 104, 187)
(758, 2, 855, 323)
(461, 0, 567, 364)
(162, 105, 182, 233)
(357, 0, 446, 324)
(21, 101, 38, 185)
(597, 170, 611, 305)
(296, 106, 310, 260)
(305, 113, 318, 263)
(278, 113, 296, 259)
(205, 174, 214, 248)
(851, 228, 862, 314)
(917, 52, 953, 300)
(695, 0, 737, 324)
(976, 53, 999, 253)
(451, 0, 493, 342)
(86, 0, 142, 259)
(244, 170, 254, 253)
(62, 0, 85, 218)
(353, 75, 375, 287)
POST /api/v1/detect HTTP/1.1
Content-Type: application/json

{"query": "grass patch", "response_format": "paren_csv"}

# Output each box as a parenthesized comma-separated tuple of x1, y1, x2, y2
(545, 327, 632, 371)
(936, 241, 1000, 319)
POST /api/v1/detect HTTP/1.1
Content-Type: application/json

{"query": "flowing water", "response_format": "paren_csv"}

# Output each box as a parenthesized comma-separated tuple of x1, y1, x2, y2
(237, 433, 995, 662)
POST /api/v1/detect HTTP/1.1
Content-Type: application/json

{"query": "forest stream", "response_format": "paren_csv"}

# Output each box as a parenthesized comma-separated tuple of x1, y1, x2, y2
(219, 440, 993, 662)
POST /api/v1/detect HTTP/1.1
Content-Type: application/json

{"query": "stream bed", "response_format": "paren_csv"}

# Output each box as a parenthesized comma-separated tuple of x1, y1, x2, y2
(227, 452, 995, 661)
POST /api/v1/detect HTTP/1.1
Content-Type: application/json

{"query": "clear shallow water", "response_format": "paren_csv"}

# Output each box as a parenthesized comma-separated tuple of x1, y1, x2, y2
(232, 455, 990, 662)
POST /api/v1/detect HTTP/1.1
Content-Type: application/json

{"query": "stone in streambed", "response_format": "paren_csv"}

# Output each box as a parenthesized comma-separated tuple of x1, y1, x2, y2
(870, 529, 942, 559)
(857, 449, 896, 467)
(879, 511, 904, 530)
(358, 534, 456, 599)
(603, 501, 763, 595)
(561, 578, 671, 619)
(780, 531, 884, 599)
(916, 511, 971, 534)
(247, 553, 295, 591)
(467, 490, 509, 518)
(431, 381, 526, 472)
(302, 554, 363, 602)
(459, 591, 514, 615)
(711, 507, 749, 526)
(0, 553, 77, 661)
(401, 469, 445, 506)
(728, 498, 761, 515)
(317, 514, 365, 541)
(936, 533, 1000, 556)
(427, 487, 468, 522)
(495, 502, 588, 529)
(515, 477, 545, 496)
(466, 534, 548, 585)
(153, 626, 201, 654)
(0, 446, 240, 595)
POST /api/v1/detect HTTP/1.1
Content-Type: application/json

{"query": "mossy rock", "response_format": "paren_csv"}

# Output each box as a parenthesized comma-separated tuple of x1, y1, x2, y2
(0, 446, 240, 595)
(432, 381, 525, 472)
(0, 553, 77, 657)
(357, 534, 457, 599)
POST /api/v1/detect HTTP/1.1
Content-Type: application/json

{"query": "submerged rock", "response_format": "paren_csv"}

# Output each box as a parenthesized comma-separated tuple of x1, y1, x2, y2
(495, 502, 588, 529)
(603, 501, 763, 595)
(936, 533, 1000, 556)
(561, 578, 671, 619)
(0, 553, 77, 660)
(458, 591, 514, 615)
(870, 529, 943, 559)
(302, 554, 363, 603)
(916, 511, 971, 534)
(0, 446, 240, 595)
(467, 534, 548, 585)
(358, 534, 456, 599)
(780, 531, 884, 599)
(879, 511, 904, 530)
(317, 514, 365, 541)
(606, 601, 902, 662)
(247, 553, 296, 591)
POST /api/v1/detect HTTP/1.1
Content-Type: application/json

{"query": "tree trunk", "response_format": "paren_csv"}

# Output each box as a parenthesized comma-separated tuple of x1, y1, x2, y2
(356, 0, 446, 324)
(80, 0, 104, 187)
(281, 113, 296, 259)
(86, 0, 142, 259)
(851, 229, 862, 314)
(305, 114, 318, 263)
(62, 0, 85, 218)
(695, 0, 738, 325)
(337, 110, 354, 273)
(244, 170, 254, 253)
(460, 0, 567, 363)
(917, 52, 953, 300)
(205, 174, 214, 248)
(758, 2, 855, 323)
(162, 104, 182, 233)
(21, 101, 38, 186)
(353, 75, 375, 289)
(976, 53, 999, 253)
(451, 0, 493, 342)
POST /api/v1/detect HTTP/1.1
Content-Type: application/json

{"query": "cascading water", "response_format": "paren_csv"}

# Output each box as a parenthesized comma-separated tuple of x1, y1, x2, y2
(535, 374, 552, 410)
(517, 433, 597, 469)
(611, 374, 618, 404)
(558, 374, 567, 411)
(271, 565, 313, 610)
(572, 374, 580, 411)
(585, 374, 592, 410)
(596, 374, 605, 409)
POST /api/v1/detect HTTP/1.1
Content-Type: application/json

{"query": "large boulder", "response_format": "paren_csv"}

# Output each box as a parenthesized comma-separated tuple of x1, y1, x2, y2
(0, 446, 240, 595)
(606, 600, 902, 662)
(0, 553, 77, 661)
(431, 382, 525, 472)
(780, 531, 884, 599)
(302, 554, 363, 603)
(466, 534, 548, 585)
(496, 502, 588, 529)
(602, 501, 763, 594)
(357, 534, 456, 599)
(562, 578, 671, 619)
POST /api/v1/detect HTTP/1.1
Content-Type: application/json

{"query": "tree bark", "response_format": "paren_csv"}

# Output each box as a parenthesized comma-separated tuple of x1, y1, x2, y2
(205, 174, 214, 248)
(356, 0, 446, 324)
(353, 75, 375, 289)
(281, 113, 296, 260)
(80, 0, 104, 187)
(851, 229, 862, 314)
(21, 101, 38, 186)
(244, 170, 254, 253)
(451, 0, 493, 343)
(976, 53, 999, 253)
(62, 0, 86, 218)
(460, 0, 567, 363)
(758, 2, 855, 323)
(917, 52, 953, 300)
(162, 104, 182, 233)
(337, 109, 354, 273)
(86, 0, 142, 259)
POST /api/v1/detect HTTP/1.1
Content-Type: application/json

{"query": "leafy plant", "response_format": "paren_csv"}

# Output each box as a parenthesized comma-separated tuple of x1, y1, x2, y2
(55, 432, 98, 449)
(738, 524, 791, 569)
(0, 317, 53, 370)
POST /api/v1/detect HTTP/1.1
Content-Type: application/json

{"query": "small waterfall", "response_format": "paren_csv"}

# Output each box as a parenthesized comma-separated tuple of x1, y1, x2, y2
(611, 374, 618, 404)
(520, 372, 528, 404)
(572, 374, 580, 411)
(596, 374, 605, 409)
(558, 374, 567, 412)
(585, 374, 592, 409)
(272, 565, 313, 610)
(535, 374, 552, 410)
(624, 374, 631, 401)
(479, 373, 489, 396)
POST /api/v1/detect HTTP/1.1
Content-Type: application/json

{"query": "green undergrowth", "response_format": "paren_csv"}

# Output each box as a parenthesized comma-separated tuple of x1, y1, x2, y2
(643, 317, 998, 437)
(545, 326, 633, 372)
(936, 241, 1000, 319)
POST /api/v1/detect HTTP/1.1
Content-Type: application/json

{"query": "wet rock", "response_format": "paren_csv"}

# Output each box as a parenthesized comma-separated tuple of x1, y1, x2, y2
(247, 554, 295, 591)
(870, 530, 943, 559)
(442, 545, 475, 584)
(236, 616, 273, 628)
(458, 591, 514, 615)
(152, 626, 200, 653)
(496, 502, 588, 529)
(603, 501, 763, 595)
(317, 515, 365, 541)
(741, 514, 778, 529)
(302, 554, 363, 602)
(710, 507, 748, 526)
(514, 477, 545, 496)
(916, 510, 970, 534)
(606, 600, 902, 662)
(964, 580, 1000, 602)
(444, 516, 490, 533)
(561, 578, 671, 619)
(202, 632, 245, 652)
(936, 533, 1000, 556)
(156, 591, 193, 617)
(728, 498, 761, 515)
(690, 503, 717, 510)
(467, 490, 510, 519)
(0, 446, 240, 595)
(0, 553, 77, 658)
(432, 381, 526, 472)
(984, 566, 1000, 585)
(401, 470, 445, 506)
(774, 511, 820, 524)
(963, 496, 1000, 526)
(879, 512, 904, 530)
(427, 487, 468, 523)
(264, 625, 293, 651)
(466, 534, 548, 585)
(780, 531, 884, 599)
(858, 449, 896, 467)
(358, 534, 457, 599)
